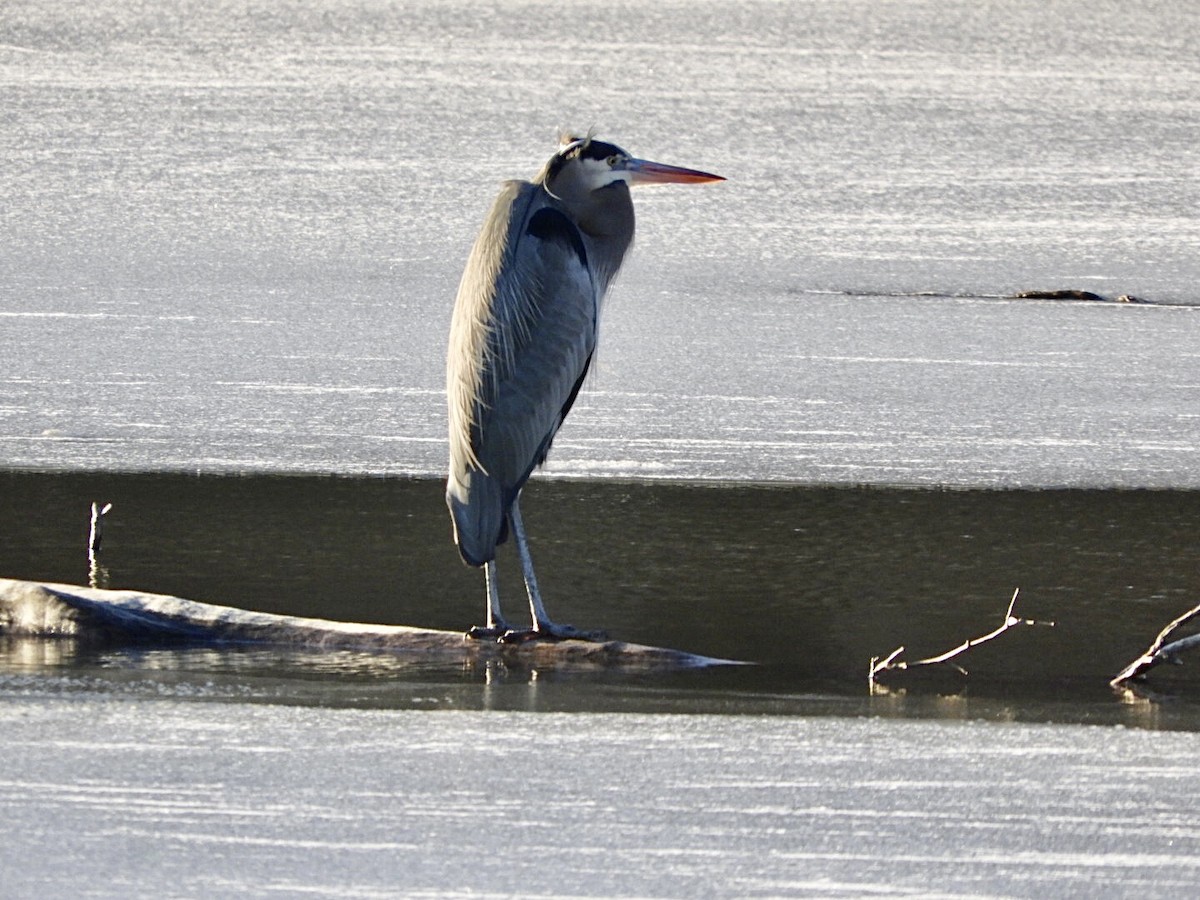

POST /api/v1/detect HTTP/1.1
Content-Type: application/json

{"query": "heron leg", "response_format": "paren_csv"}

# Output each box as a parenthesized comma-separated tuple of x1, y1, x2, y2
(466, 560, 511, 640)
(512, 500, 552, 629)
(485, 560, 504, 629)
(501, 498, 607, 643)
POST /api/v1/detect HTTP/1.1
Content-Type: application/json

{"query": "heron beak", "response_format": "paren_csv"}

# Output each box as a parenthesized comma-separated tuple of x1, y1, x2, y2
(624, 158, 725, 185)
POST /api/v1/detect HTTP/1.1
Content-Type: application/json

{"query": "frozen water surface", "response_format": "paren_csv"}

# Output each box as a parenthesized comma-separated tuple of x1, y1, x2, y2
(2, 0, 1198, 484)
(3, 697, 1200, 898)
(4, 1, 1200, 894)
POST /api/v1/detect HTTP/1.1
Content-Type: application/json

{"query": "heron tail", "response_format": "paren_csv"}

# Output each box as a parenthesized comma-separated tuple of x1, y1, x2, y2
(445, 472, 508, 567)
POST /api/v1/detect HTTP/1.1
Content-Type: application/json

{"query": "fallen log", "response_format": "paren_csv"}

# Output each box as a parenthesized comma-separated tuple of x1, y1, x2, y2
(0, 578, 735, 670)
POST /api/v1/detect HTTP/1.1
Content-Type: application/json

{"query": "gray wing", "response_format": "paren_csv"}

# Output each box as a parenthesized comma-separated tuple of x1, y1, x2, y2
(446, 181, 598, 564)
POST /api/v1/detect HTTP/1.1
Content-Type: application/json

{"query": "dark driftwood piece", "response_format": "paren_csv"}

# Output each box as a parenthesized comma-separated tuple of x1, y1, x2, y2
(0, 578, 734, 670)
(869, 589, 1055, 685)
(1110, 601, 1200, 687)
(1010, 289, 1150, 304)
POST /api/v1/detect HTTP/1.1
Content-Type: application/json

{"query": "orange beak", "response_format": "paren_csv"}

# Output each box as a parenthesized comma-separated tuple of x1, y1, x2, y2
(624, 158, 725, 185)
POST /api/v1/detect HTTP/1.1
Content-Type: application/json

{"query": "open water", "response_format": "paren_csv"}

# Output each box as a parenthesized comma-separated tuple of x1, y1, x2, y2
(4, 0, 1200, 895)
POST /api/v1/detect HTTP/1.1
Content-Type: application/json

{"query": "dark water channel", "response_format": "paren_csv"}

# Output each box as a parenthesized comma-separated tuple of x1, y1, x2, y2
(4, 470, 1200, 726)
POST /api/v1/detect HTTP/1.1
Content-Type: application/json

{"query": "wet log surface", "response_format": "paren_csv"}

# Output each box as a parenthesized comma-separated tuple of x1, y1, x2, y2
(0, 578, 733, 670)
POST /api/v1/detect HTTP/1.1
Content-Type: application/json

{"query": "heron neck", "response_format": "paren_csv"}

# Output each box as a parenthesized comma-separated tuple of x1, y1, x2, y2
(571, 185, 635, 289)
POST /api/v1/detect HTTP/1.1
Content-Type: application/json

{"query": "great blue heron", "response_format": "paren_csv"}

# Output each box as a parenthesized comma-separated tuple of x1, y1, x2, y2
(446, 134, 724, 642)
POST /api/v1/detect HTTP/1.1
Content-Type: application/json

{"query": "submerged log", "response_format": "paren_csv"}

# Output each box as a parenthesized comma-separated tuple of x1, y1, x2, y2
(0, 578, 734, 669)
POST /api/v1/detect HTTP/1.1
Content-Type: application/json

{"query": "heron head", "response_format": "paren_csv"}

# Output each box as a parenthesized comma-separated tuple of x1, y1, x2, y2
(541, 134, 724, 200)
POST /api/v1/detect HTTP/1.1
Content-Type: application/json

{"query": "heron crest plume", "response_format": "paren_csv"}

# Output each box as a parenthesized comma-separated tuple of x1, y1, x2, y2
(556, 128, 596, 155)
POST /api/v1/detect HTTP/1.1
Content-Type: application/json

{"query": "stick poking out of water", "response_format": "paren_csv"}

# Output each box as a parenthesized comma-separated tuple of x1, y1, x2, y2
(89, 501, 113, 589)
(89, 502, 112, 553)
(868, 588, 1055, 686)
(1110, 601, 1200, 688)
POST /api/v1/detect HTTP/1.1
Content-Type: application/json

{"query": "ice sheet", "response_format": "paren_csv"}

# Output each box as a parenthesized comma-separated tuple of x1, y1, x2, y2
(3, 699, 1200, 898)
(3, 0, 1198, 486)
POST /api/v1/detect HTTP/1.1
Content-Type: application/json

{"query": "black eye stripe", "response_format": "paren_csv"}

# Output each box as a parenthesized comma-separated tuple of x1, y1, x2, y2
(576, 140, 625, 162)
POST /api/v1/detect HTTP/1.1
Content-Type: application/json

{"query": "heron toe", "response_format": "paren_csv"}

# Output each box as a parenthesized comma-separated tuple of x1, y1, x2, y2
(466, 624, 511, 641)
(498, 623, 608, 644)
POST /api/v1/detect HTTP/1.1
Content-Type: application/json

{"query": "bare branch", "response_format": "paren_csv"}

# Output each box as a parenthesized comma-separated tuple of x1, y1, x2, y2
(869, 589, 1055, 685)
(1110, 600, 1200, 687)
(868, 646, 905, 681)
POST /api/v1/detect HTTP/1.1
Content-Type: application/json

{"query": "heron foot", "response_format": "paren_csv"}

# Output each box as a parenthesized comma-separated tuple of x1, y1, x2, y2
(466, 624, 510, 641)
(498, 624, 609, 644)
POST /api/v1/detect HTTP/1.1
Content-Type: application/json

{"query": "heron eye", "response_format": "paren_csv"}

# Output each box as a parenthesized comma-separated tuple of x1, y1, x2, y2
(607, 155, 620, 167)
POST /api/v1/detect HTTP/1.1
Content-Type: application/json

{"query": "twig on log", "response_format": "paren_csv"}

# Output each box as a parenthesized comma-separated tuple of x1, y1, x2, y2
(88, 501, 113, 589)
(1110, 600, 1200, 687)
(869, 588, 1055, 685)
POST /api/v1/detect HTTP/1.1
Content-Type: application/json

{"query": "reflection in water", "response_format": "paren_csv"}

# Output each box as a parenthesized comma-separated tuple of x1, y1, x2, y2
(1, 636, 81, 670)
(1, 631, 1199, 729)
(3, 471, 1200, 723)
